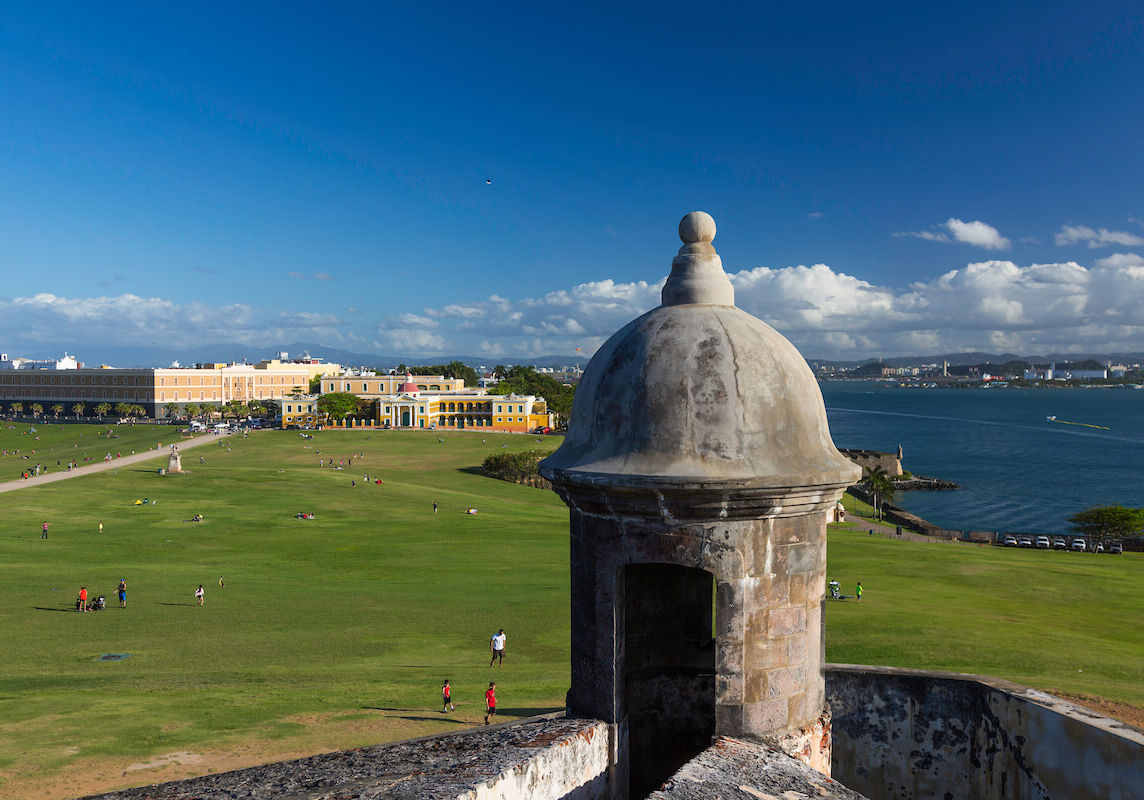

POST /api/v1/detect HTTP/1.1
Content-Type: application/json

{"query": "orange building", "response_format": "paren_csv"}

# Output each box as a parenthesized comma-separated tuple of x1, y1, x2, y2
(0, 360, 339, 418)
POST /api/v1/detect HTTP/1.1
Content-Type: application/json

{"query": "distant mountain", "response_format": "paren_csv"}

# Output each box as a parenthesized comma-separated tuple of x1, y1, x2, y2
(29, 341, 589, 372)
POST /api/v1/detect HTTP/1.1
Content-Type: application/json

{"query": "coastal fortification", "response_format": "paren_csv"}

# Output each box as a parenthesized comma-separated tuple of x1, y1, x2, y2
(82, 214, 1143, 800)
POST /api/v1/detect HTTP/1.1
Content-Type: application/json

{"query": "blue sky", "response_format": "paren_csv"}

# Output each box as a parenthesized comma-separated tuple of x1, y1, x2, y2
(2, 1, 1143, 362)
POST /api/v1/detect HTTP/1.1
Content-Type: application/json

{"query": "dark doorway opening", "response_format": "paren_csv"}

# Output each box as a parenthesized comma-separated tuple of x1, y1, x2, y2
(622, 563, 715, 797)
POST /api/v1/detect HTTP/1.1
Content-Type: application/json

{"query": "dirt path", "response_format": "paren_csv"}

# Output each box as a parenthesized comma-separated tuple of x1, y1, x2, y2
(0, 431, 232, 494)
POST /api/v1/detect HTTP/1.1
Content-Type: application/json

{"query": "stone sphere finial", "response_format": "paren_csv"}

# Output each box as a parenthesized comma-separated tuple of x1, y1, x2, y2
(679, 211, 716, 245)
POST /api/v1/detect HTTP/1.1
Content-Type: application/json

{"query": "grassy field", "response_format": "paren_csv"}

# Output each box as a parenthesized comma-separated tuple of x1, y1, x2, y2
(0, 425, 1140, 798)
(0, 420, 183, 479)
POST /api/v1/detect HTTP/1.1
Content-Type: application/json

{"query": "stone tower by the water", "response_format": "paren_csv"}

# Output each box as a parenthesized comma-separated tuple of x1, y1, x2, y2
(540, 211, 861, 798)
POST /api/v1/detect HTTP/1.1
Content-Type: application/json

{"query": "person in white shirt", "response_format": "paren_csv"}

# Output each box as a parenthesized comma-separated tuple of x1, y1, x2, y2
(489, 629, 506, 667)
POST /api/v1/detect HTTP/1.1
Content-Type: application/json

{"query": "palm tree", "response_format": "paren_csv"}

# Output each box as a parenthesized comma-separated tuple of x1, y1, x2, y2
(114, 402, 132, 418)
(184, 403, 200, 420)
(493, 365, 508, 380)
(131, 404, 147, 419)
(10, 401, 23, 416)
(71, 402, 86, 418)
(30, 403, 43, 418)
(51, 403, 64, 418)
(95, 402, 111, 418)
(865, 466, 895, 520)
(164, 402, 180, 419)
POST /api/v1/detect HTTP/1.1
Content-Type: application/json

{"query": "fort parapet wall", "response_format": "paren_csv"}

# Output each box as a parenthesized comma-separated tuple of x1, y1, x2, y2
(838, 448, 902, 477)
(80, 667, 1143, 800)
(827, 665, 1144, 800)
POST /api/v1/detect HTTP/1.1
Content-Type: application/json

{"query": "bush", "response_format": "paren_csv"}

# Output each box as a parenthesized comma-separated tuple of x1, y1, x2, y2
(481, 449, 555, 489)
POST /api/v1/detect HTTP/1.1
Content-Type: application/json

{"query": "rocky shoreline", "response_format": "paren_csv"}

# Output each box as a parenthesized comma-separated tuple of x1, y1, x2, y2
(892, 474, 960, 490)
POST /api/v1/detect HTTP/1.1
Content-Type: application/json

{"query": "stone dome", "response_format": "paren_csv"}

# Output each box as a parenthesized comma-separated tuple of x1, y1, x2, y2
(540, 212, 860, 492)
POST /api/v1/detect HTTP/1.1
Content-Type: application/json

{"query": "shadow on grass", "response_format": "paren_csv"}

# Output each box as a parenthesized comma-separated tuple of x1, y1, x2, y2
(33, 606, 76, 613)
(496, 707, 564, 716)
(394, 715, 469, 725)
(156, 602, 197, 606)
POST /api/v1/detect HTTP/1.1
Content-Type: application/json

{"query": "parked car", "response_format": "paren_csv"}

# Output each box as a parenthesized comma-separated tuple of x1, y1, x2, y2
(1035, 536, 1051, 549)
(1053, 538, 1067, 550)
(1071, 538, 1087, 552)
(1109, 542, 1124, 555)
(1018, 537, 1034, 548)
(1002, 535, 1018, 547)
(1095, 543, 1105, 553)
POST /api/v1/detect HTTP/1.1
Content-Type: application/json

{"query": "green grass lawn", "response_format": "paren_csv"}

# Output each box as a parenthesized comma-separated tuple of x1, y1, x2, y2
(0, 427, 1140, 798)
(0, 420, 183, 479)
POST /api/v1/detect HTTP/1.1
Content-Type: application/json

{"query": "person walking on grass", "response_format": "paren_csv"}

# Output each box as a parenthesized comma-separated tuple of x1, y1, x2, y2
(490, 629, 506, 667)
(484, 682, 497, 724)
(442, 680, 454, 713)
(195, 585, 205, 606)
(856, 581, 863, 603)
(117, 578, 127, 608)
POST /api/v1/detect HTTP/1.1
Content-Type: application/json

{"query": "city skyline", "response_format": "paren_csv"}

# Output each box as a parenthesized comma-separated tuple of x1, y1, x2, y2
(2, 2, 1143, 361)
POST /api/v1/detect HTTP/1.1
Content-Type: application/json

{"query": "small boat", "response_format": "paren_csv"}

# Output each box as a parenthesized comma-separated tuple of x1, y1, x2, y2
(1046, 416, 1110, 430)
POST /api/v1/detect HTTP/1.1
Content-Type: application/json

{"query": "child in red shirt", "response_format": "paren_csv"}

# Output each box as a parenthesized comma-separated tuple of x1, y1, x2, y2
(484, 682, 496, 724)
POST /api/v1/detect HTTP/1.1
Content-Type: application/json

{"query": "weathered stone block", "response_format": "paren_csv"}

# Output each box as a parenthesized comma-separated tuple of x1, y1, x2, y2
(768, 606, 807, 637)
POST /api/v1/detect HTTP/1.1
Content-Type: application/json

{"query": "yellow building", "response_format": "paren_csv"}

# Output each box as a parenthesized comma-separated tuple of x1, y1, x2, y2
(0, 360, 341, 417)
(321, 374, 467, 397)
(281, 395, 319, 427)
(317, 375, 554, 432)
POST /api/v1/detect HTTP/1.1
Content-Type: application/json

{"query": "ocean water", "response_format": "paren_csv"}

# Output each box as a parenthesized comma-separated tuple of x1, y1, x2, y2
(820, 381, 1144, 536)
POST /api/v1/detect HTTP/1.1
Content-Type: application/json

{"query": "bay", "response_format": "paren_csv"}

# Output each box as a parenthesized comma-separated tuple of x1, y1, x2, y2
(820, 381, 1144, 536)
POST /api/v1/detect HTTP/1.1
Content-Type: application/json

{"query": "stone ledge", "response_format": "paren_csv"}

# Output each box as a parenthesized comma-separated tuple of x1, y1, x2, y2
(79, 715, 610, 800)
(647, 736, 869, 800)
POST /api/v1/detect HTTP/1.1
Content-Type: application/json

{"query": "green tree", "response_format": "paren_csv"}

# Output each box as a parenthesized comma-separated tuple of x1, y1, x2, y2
(30, 402, 44, 418)
(11, 401, 23, 416)
(222, 400, 248, 419)
(493, 365, 508, 380)
(262, 399, 281, 419)
(1068, 505, 1144, 540)
(488, 366, 575, 422)
(95, 402, 111, 418)
(308, 375, 323, 393)
(51, 403, 64, 418)
(864, 466, 895, 520)
(114, 402, 132, 418)
(71, 402, 85, 418)
(164, 402, 180, 419)
(184, 403, 200, 420)
(317, 392, 359, 421)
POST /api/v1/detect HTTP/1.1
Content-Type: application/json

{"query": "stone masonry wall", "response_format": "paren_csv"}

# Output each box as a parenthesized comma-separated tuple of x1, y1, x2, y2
(827, 664, 1144, 800)
(80, 715, 612, 800)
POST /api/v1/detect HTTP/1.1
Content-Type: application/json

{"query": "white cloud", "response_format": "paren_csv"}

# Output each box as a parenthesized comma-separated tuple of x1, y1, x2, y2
(895, 218, 1011, 250)
(13, 250, 1144, 362)
(1093, 253, 1144, 269)
(371, 252, 1144, 358)
(0, 293, 349, 351)
(1054, 225, 1144, 248)
(313, 272, 334, 281)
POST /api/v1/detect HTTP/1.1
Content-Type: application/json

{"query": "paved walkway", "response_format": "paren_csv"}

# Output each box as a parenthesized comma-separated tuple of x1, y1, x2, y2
(0, 432, 232, 494)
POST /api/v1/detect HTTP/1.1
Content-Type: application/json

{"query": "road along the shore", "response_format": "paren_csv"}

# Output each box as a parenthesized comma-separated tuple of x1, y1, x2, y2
(0, 431, 233, 494)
